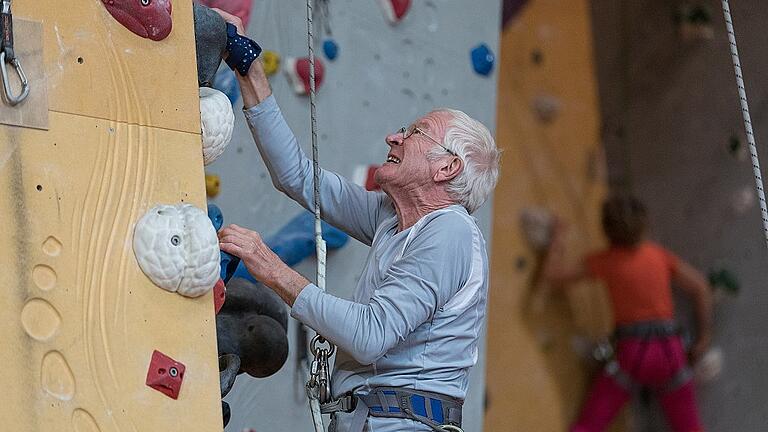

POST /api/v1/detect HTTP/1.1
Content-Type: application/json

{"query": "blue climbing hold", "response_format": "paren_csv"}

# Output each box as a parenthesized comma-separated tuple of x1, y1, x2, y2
(232, 211, 349, 283)
(206, 203, 241, 282)
(212, 68, 241, 105)
(470, 43, 495, 76)
(207, 203, 225, 231)
(323, 39, 339, 61)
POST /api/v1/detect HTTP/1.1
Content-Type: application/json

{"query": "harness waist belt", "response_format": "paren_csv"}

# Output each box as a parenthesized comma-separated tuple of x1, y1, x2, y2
(614, 320, 679, 339)
(361, 387, 463, 430)
(322, 387, 463, 431)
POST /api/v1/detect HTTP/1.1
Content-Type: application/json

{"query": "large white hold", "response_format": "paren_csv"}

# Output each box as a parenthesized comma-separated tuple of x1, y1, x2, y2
(199, 86, 234, 165)
(695, 346, 724, 384)
(133, 204, 220, 297)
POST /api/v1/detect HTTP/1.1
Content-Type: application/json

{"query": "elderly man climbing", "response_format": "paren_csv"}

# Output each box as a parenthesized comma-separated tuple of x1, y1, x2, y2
(215, 9, 500, 432)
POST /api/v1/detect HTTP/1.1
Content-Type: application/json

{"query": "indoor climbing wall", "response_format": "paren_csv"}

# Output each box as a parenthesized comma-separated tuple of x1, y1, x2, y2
(0, 1, 221, 431)
(591, 1, 768, 430)
(484, 1, 615, 431)
(205, 0, 501, 431)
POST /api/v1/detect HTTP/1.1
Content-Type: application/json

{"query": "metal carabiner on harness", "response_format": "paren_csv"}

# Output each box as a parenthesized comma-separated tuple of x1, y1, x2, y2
(0, 0, 29, 106)
(306, 334, 336, 432)
(308, 334, 335, 404)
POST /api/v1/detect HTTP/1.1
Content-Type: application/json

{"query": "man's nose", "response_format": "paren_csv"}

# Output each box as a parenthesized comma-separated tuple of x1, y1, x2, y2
(385, 132, 402, 147)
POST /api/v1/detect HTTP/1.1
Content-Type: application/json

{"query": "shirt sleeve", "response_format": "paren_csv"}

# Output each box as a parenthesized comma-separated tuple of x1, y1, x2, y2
(290, 212, 473, 365)
(657, 245, 680, 274)
(243, 95, 390, 245)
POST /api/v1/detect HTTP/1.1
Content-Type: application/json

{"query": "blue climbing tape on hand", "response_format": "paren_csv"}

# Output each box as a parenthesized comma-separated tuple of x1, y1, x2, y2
(224, 23, 262, 76)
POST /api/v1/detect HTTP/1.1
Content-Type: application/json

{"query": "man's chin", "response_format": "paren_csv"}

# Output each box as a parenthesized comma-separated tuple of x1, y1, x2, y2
(373, 166, 389, 186)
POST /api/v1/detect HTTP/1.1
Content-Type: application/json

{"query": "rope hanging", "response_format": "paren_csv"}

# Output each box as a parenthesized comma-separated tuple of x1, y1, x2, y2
(306, 0, 326, 290)
(721, 0, 768, 247)
(305, 1, 331, 431)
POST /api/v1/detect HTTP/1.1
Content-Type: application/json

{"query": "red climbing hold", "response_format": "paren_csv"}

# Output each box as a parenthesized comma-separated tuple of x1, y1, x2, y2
(353, 165, 382, 191)
(197, 0, 254, 29)
(146, 350, 186, 399)
(101, 0, 173, 41)
(285, 57, 325, 96)
(214, 278, 227, 314)
(378, 0, 411, 25)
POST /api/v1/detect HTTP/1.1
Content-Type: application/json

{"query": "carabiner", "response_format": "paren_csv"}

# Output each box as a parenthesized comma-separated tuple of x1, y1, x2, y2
(0, 50, 28, 105)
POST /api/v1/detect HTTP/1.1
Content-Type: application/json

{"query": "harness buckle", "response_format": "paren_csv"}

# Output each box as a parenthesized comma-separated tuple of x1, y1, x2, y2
(320, 393, 356, 414)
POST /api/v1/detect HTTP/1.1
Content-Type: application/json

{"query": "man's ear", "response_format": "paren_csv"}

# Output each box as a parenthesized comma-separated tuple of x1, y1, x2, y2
(433, 156, 463, 183)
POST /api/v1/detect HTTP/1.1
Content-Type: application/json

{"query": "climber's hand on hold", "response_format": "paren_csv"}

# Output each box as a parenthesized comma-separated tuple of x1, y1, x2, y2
(219, 224, 308, 306)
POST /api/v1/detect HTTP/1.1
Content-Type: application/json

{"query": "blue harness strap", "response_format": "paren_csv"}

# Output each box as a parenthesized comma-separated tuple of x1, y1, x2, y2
(359, 387, 462, 431)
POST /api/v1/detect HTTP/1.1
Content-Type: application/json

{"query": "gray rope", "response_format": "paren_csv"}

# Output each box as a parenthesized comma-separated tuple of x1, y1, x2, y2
(722, 0, 768, 246)
(306, 3, 331, 430)
(306, 0, 327, 290)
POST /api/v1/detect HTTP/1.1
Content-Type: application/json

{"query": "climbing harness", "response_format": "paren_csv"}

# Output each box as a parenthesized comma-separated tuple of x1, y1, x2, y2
(602, 321, 694, 395)
(0, 0, 29, 106)
(721, 1, 768, 248)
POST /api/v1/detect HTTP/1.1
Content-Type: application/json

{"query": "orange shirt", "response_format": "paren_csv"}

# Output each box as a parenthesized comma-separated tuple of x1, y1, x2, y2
(586, 241, 679, 326)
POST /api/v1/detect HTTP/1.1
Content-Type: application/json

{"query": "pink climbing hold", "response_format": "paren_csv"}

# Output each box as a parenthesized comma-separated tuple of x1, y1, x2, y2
(284, 57, 325, 96)
(197, 0, 254, 28)
(101, 0, 173, 41)
(378, 0, 411, 25)
(145, 350, 186, 399)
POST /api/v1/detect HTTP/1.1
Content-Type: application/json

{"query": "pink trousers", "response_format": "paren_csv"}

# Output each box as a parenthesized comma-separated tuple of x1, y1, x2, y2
(570, 336, 703, 432)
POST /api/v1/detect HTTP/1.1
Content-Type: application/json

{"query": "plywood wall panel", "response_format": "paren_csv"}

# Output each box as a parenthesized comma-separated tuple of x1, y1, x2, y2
(13, 1, 200, 134)
(0, 1, 220, 429)
(484, 1, 615, 430)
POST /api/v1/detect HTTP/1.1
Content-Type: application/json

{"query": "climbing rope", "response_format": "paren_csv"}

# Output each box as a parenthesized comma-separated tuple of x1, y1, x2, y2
(721, 0, 768, 247)
(304, 1, 334, 431)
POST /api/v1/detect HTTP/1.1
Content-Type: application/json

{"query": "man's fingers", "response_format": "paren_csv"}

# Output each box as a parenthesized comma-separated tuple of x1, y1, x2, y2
(210, 8, 245, 34)
(224, 224, 266, 246)
(220, 241, 245, 257)
(219, 232, 251, 248)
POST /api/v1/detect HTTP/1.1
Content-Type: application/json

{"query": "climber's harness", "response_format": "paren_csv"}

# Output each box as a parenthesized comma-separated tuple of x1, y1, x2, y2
(602, 320, 694, 394)
(321, 387, 464, 432)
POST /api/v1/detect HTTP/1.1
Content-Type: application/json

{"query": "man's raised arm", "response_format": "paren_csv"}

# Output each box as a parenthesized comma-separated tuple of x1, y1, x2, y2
(213, 9, 388, 245)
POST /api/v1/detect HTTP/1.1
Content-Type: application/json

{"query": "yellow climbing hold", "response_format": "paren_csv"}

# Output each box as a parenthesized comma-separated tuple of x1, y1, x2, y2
(205, 173, 221, 198)
(262, 50, 280, 76)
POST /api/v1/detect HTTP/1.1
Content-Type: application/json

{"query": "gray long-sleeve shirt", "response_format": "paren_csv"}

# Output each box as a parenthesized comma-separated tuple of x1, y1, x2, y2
(244, 96, 489, 431)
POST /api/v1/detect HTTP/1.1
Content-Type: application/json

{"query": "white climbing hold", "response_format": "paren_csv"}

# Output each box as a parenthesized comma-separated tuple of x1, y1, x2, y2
(532, 94, 563, 124)
(732, 185, 756, 215)
(200, 87, 235, 166)
(520, 207, 554, 252)
(133, 204, 220, 297)
(694, 346, 723, 384)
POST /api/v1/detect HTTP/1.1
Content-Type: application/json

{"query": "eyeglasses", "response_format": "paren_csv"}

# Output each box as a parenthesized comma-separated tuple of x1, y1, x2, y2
(399, 125, 457, 156)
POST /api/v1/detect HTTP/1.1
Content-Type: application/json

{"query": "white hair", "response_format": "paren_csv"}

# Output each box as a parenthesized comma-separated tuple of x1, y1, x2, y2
(427, 109, 501, 214)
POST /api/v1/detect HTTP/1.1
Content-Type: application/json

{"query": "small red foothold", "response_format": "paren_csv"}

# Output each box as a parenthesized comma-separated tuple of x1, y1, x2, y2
(146, 350, 186, 399)
(378, 0, 411, 25)
(352, 165, 381, 191)
(214, 279, 226, 314)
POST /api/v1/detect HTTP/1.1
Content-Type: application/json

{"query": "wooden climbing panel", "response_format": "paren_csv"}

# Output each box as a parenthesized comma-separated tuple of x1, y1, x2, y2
(0, 1, 221, 431)
(484, 1, 621, 430)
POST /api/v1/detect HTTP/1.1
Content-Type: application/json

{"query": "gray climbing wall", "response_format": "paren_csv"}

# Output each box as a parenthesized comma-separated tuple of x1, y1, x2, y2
(591, 0, 768, 430)
(206, 1, 501, 430)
